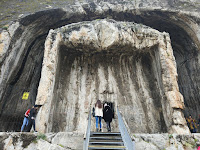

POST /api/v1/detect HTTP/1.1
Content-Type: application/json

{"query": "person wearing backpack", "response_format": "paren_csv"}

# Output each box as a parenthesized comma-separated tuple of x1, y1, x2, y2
(103, 103, 113, 132)
(21, 107, 32, 132)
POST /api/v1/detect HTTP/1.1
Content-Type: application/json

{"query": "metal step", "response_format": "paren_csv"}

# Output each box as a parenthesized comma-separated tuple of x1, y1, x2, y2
(88, 145, 126, 150)
(90, 132, 121, 135)
(90, 136, 122, 140)
(90, 133, 122, 138)
(88, 132, 125, 149)
(89, 141, 124, 145)
(90, 139, 123, 142)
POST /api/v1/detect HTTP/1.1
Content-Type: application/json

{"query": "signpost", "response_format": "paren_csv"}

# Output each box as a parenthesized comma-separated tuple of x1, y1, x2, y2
(22, 92, 29, 100)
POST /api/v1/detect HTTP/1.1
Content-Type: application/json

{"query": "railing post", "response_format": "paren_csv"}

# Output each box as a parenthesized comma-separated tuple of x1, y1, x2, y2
(117, 107, 135, 150)
(83, 108, 91, 150)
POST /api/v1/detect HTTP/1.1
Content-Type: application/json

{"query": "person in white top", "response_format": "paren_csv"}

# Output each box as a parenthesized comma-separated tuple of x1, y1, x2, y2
(95, 100, 103, 132)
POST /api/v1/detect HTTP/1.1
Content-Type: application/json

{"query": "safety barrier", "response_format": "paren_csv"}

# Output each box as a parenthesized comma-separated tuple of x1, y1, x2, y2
(83, 108, 91, 150)
(117, 107, 135, 150)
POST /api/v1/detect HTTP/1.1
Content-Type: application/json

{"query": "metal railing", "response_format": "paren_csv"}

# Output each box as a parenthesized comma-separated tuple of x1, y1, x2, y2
(83, 108, 91, 150)
(117, 107, 135, 150)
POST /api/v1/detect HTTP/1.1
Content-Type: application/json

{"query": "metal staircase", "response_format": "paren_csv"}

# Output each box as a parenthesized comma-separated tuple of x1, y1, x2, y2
(83, 107, 135, 150)
(88, 132, 126, 149)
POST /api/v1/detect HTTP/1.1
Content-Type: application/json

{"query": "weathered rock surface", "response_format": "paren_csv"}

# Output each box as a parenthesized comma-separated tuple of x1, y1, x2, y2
(0, 132, 83, 150)
(1, 132, 200, 150)
(0, 0, 200, 29)
(35, 19, 189, 134)
(0, 1, 199, 133)
(134, 133, 200, 150)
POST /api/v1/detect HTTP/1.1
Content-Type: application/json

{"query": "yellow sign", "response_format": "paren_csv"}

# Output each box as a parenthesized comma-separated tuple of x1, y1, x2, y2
(22, 92, 29, 100)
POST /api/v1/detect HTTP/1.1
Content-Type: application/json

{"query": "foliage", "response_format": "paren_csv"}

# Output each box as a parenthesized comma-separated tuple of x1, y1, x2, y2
(32, 133, 47, 144)
(184, 142, 194, 148)
(58, 144, 64, 148)
(2, 26, 8, 30)
(168, 134, 173, 139)
(32, 139, 38, 144)
(36, 133, 47, 141)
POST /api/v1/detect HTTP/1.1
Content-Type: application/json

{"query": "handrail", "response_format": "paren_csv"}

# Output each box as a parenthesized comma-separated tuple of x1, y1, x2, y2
(83, 108, 91, 150)
(117, 107, 135, 150)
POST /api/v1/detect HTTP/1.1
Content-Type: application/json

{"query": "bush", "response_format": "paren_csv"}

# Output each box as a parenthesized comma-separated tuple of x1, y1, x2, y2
(36, 133, 47, 141)
(2, 26, 8, 30)
(168, 134, 173, 139)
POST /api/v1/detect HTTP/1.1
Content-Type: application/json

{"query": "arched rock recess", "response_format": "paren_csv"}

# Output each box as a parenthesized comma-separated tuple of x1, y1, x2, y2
(35, 19, 189, 134)
(0, 2, 199, 133)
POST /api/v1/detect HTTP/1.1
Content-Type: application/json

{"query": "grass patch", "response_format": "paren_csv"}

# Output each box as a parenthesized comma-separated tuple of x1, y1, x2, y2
(184, 142, 193, 148)
(58, 144, 64, 148)
(2, 26, 8, 30)
(36, 133, 47, 141)
(168, 134, 173, 139)
(32, 139, 38, 144)
(31, 133, 47, 144)
(32, 133, 47, 144)
(183, 141, 196, 148)
(132, 134, 136, 138)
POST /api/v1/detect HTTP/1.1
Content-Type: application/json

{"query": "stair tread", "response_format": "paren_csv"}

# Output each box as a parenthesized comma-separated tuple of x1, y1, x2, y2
(90, 140, 123, 142)
(88, 147, 125, 150)
(90, 141, 123, 143)
(90, 135, 122, 137)
(88, 145, 126, 148)
(90, 136, 122, 139)
(91, 132, 121, 135)
(90, 134, 121, 136)
(88, 148, 125, 150)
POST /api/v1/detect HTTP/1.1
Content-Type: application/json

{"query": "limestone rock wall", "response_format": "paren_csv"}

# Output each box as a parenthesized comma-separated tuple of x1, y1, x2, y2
(34, 19, 189, 134)
(0, 22, 45, 131)
(1, 132, 200, 150)
(0, 1, 199, 132)
(0, 132, 84, 150)
(133, 133, 200, 150)
(51, 50, 166, 133)
(0, 0, 199, 29)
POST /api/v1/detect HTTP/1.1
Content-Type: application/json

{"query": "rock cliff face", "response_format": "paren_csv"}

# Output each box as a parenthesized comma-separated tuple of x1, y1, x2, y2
(1, 132, 200, 150)
(0, 1, 199, 133)
(0, 0, 199, 28)
(35, 19, 188, 134)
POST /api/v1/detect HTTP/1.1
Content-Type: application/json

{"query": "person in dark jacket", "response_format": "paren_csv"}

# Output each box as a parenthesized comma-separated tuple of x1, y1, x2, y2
(26, 105, 38, 132)
(103, 103, 113, 132)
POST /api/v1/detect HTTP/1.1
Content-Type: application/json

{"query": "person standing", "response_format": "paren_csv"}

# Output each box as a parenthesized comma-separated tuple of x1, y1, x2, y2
(103, 103, 113, 132)
(27, 105, 38, 132)
(187, 115, 197, 133)
(95, 100, 103, 132)
(197, 114, 200, 132)
(21, 107, 31, 132)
